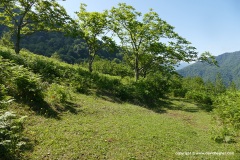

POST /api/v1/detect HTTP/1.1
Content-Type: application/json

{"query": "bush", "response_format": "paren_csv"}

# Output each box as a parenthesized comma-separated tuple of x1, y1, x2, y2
(185, 90, 212, 105)
(0, 84, 7, 101)
(45, 83, 72, 105)
(212, 91, 240, 142)
(133, 78, 167, 105)
(11, 66, 44, 102)
(0, 112, 27, 159)
(115, 83, 134, 101)
(0, 57, 44, 103)
(0, 31, 14, 48)
(92, 59, 134, 77)
(172, 88, 187, 98)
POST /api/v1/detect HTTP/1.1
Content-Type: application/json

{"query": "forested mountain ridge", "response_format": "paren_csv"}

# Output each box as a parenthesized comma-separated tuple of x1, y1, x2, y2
(0, 25, 122, 64)
(177, 51, 240, 87)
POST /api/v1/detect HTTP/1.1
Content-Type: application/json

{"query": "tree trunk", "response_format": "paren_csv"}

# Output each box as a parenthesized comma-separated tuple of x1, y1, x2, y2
(88, 59, 93, 72)
(88, 50, 95, 73)
(135, 55, 139, 81)
(14, 27, 21, 54)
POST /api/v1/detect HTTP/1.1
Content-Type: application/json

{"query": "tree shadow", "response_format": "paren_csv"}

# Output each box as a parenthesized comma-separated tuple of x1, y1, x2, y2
(54, 101, 80, 114)
(166, 97, 213, 112)
(95, 91, 169, 114)
(95, 90, 123, 104)
(92, 88, 211, 115)
(29, 100, 61, 119)
(15, 99, 61, 119)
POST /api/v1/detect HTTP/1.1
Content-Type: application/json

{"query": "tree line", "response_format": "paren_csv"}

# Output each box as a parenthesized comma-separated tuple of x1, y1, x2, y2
(0, 0, 216, 81)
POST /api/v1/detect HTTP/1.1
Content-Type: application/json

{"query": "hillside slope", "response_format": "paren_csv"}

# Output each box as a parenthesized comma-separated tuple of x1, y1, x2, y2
(0, 46, 239, 159)
(177, 51, 240, 86)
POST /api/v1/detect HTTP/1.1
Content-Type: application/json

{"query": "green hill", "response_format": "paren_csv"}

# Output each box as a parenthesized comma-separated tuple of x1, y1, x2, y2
(177, 51, 240, 87)
(0, 46, 239, 159)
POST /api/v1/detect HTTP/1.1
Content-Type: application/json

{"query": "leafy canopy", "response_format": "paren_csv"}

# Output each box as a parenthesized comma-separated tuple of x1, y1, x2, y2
(74, 3, 115, 72)
(0, 0, 72, 53)
(107, 3, 215, 80)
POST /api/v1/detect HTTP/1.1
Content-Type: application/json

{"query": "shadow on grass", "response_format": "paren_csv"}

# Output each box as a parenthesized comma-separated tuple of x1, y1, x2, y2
(95, 90, 123, 104)
(29, 100, 61, 119)
(167, 98, 213, 112)
(15, 98, 60, 119)
(16, 98, 82, 119)
(54, 101, 80, 114)
(90, 88, 212, 115)
(95, 90, 168, 114)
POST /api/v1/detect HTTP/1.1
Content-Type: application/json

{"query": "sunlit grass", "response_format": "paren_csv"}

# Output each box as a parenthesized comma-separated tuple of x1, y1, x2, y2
(17, 94, 240, 160)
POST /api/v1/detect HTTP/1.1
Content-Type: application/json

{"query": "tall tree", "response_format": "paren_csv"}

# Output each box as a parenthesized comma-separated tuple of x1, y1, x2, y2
(108, 3, 214, 81)
(75, 3, 115, 72)
(0, 0, 72, 54)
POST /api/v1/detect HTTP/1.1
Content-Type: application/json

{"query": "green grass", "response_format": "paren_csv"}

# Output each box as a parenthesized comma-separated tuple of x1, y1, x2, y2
(11, 94, 238, 160)
(1, 46, 239, 159)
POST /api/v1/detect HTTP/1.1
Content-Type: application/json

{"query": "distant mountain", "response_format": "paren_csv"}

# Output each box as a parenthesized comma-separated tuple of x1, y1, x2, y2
(177, 51, 240, 87)
(175, 62, 191, 70)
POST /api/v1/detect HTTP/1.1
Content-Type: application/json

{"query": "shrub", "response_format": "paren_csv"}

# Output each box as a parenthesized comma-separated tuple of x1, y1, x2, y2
(45, 83, 72, 105)
(0, 31, 14, 48)
(172, 88, 187, 98)
(0, 112, 27, 159)
(0, 84, 7, 101)
(115, 83, 134, 101)
(185, 90, 212, 105)
(11, 66, 44, 102)
(0, 57, 44, 103)
(212, 91, 240, 142)
(92, 59, 134, 77)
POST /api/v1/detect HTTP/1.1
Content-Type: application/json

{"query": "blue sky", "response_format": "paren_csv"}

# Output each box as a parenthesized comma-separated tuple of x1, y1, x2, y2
(58, 0, 240, 56)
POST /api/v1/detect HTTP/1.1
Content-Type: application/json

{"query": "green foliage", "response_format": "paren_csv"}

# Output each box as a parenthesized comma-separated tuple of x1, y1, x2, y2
(185, 90, 212, 105)
(0, 31, 14, 48)
(178, 51, 240, 88)
(133, 73, 169, 105)
(170, 76, 214, 111)
(0, 0, 72, 54)
(74, 3, 114, 72)
(0, 84, 13, 109)
(212, 91, 240, 142)
(0, 54, 44, 103)
(108, 3, 201, 81)
(0, 84, 6, 100)
(45, 83, 72, 105)
(0, 46, 174, 107)
(51, 52, 62, 61)
(168, 74, 187, 98)
(74, 76, 91, 94)
(12, 68, 44, 102)
(92, 58, 134, 78)
(0, 111, 27, 159)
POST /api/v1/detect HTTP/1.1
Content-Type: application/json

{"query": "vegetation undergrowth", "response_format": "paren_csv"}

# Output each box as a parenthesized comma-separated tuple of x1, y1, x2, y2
(0, 46, 169, 108)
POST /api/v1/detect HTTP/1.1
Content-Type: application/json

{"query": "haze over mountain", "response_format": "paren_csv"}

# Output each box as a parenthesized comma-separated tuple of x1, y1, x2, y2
(177, 51, 240, 87)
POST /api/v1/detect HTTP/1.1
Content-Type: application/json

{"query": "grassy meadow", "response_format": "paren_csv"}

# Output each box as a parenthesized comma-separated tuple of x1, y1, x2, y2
(0, 46, 239, 160)
(11, 95, 238, 160)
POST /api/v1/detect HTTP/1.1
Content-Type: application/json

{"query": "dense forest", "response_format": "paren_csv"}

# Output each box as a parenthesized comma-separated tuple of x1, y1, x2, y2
(0, 26, 122, 64)
(0, 0, 240, 159)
